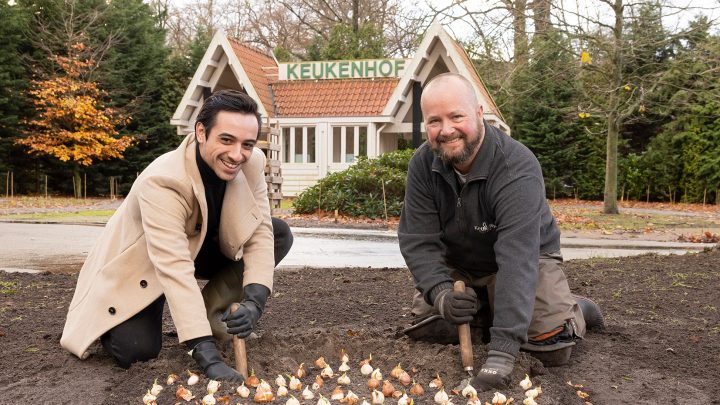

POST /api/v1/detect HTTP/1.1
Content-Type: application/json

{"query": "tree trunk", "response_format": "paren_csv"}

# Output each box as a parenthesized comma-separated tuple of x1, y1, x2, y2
(603, 113, 620, 214)
(73, 166, 82, 199)
(531, 0, 552, 39)
(512, 0, 528, 67)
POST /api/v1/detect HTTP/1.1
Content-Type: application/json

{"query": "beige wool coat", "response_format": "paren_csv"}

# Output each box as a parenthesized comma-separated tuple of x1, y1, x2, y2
(61, 133, 274, 359)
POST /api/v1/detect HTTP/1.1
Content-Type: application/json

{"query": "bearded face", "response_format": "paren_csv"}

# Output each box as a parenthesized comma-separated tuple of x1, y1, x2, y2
(430, 119, 484, 167)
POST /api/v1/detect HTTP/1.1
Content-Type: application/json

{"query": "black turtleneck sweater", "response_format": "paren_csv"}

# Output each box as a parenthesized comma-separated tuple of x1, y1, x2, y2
(193, 143, 227, 279)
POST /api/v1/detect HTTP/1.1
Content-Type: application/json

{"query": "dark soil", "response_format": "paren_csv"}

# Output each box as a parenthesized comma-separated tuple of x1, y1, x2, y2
(1, 248, 719, 404)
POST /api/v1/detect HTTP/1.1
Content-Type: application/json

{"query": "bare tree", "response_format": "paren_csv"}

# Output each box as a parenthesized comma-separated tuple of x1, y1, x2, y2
(557, 0, 713, 213)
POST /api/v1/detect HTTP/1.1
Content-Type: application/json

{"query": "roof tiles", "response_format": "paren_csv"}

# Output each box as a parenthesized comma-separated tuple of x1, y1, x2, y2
(271, 78, 398, 117)
(227, 38, 277, 116)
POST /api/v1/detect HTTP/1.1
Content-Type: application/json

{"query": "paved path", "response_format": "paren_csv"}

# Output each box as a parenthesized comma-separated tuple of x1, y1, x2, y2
(1, 222, 715, 273)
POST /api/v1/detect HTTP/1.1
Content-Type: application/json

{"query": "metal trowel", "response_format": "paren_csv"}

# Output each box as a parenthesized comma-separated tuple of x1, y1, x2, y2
(453, 280, 475, 391)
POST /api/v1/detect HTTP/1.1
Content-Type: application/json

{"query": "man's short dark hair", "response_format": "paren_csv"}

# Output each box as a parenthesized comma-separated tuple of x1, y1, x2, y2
(195, 89, 262, 137)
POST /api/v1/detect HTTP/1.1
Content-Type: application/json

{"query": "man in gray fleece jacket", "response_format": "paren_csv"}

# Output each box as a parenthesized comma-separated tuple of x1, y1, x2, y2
(398, 73, 603, 392)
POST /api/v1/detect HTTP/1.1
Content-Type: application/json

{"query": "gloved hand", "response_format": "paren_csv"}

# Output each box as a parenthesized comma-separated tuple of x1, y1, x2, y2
(190, 339, 245, 382)
(432, 283, 478, 324)
(222, 283, 270, 338)
(470, 350, 515, 391)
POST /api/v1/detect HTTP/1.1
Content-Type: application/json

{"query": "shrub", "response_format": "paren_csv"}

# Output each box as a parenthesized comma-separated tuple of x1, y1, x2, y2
(293, 149, 414, 218)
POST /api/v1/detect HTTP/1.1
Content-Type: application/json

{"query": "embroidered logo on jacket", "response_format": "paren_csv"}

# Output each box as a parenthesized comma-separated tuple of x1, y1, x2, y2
(474, 222, 497, 233)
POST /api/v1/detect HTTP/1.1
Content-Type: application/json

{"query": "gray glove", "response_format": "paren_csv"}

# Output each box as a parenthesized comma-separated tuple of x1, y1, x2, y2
(432, 283, 478, 324)
(470, 350, 515, 391)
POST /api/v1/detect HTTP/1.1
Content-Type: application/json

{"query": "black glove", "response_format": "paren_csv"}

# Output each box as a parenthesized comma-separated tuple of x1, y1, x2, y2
(470, 350, 515, 391)
(222, 283, 270, 338)
(431, 283, 478, 324)
(190, 339, 245, 382)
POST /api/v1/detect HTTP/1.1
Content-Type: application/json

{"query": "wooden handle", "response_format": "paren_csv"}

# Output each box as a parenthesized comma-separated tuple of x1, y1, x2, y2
(454, 280, 474, 372)
(230, 303, 248, 378)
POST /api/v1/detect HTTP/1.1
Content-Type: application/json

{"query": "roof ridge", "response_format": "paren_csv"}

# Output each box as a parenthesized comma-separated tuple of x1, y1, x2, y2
(226, 36, 275, 61)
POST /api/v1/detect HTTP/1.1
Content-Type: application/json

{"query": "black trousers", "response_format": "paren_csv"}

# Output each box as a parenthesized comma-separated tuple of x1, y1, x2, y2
(101, 217, 293, 368)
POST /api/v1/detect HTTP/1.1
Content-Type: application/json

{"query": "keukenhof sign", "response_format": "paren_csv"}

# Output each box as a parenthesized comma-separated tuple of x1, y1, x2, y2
(278, 59, 408, 81)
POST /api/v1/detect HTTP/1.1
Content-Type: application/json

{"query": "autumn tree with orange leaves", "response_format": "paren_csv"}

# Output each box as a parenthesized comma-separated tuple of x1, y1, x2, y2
(16, 43, 134, 198)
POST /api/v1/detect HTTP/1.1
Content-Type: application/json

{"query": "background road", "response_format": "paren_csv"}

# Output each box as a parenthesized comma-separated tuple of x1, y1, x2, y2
(1, 222, 713, 274)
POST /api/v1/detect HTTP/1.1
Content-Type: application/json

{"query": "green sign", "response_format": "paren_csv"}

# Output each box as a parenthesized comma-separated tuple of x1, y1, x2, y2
(279, 59, 407, 81)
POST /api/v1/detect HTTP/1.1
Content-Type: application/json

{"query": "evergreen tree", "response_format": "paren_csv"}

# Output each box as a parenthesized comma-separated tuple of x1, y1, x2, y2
(507, 32, 604, 199)
(0, 1, 31, 176)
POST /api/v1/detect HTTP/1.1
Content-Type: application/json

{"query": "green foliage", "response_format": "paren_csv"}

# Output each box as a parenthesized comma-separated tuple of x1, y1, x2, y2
(0, 1, 32, 180)
(506, 32, 605, 199)
(293, 149, 413, 218)
(92, 0, 182, 194)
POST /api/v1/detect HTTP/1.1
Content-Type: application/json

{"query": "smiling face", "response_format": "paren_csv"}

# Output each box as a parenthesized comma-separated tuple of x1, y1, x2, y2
(195, 110, 259, 181)
(421, 74, 485, 173)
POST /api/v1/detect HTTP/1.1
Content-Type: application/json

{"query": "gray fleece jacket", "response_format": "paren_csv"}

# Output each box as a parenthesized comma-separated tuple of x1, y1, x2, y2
(398, 121, 561, 356)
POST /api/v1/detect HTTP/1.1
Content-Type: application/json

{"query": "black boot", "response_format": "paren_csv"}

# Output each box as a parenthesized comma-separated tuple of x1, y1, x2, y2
(575, 295, 604, 330)
(191, 340, 245, 382)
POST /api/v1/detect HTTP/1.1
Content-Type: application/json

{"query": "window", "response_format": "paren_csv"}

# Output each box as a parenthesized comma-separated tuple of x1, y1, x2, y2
(282, 126, 316, 163)
(331, 125, 368, 163)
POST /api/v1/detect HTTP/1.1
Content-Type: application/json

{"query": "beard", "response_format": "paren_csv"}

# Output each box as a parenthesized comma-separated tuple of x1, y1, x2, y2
(430, 121, 484, 167)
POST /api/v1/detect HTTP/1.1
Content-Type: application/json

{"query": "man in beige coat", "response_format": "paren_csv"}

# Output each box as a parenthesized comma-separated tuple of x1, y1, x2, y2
(61, 90, 293, 382)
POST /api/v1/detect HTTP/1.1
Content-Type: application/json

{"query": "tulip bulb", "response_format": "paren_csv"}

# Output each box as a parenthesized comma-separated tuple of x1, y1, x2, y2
(289, 376, 302, 391)
(491, 392, 507, 405)
(150, 379, 163, 396)
(409, 381, 424, 396)
(361, 400, 371, 405)
(360, 353, 372, 367)
(525, 386, 542, 399)
(339, 361, 351, 372)
(361, 363, 374, 376)
(255, 390, 275, 403)
(371, 389, 385, 404)
(201, 393, 216, 405)
(397, 393, 410, 405)
(398, 371, 412, 386)
(368, 377, 380, 389)
(390, 364, 404, 379)
(206, 380, 220, 395)
(166, 373, 179, 385)
(296, 363, 307, 379)
(466, 395, 482, 405)
(342, 390, 360, 405)
(433, 389, 448, 404)
(382, 380, 395, 397)
(278, 386, 289, 397)
(143, 390, 157, 405)
(461, 384, 476, 398)
(321, 365, 334, 379)
(340, 348, 350, 363)
(519, 374, 532, 391)
(258, 380, 272, 394)
(522, 398, 537, 405)
(302, 386, 315, 400)
(286, 395, 301, 405)
(317, 395, 331, 405)
(429, 374, 443, 389)
(315, 356, 328, 369)
(331, 386, 345, 400)
(176, 385, 195, 401)
(187, 370, 200, 386)
(246, 369, 260, 388)
(236, 383, 250, 398)
(276, 374, 287, 387)
(338, 372, 352, 385)
(371, 368, 383, 381)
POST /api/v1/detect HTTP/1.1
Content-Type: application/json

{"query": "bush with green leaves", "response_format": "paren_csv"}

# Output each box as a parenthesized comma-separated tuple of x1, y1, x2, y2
(293, 149, 414, 218)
